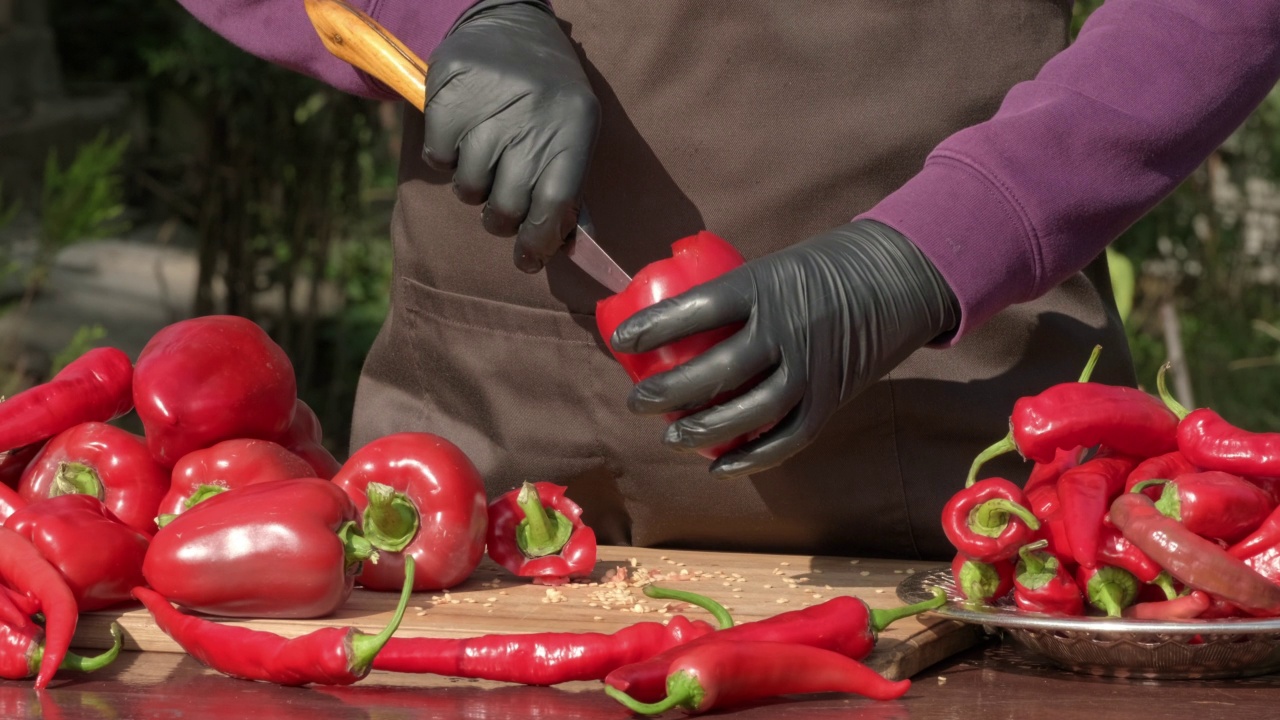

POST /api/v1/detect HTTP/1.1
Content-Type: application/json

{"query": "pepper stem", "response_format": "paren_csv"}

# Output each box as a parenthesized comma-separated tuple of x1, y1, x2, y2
(605, 671, 702, 715)
(1156, 363, 1192, 419)
(643, 584, 734, 629)
(967, 433, 1017, 488)
(31, 622, 123, 675)
(1153, 483, 1183, 521)
(361, 483, 421, 553)
(514, 482, 573, 558)
(1130, 479, 1169, 495)
(1078, 345, 1102, 382)
(868, 587, 947, 633)
(50, 462, 105, 500)
(1086, 567, 1138, 618)
(337, 520, 378, 570)
(1152, 571, 1179, 601)
(184, 484, 227, 509)
(348, 556, 415, 676)
(970, 498, 1041, 538)
(155, 513, 178, 529)
(1018, 539, 1051, 576)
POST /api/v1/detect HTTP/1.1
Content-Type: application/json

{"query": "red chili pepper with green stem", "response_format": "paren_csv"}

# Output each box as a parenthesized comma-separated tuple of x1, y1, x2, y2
(132, 557, 416, 685)
(1076, 565, 1139, 617)
(1158, 363, 1280, 479)
(1096, 525, 1177, 600)
(0, 621, 122, 681)
(1124, 451, 1198, 500)
(943, 478, 1040, 562)
(1012, 540, 1083, 615)
(158, 438, 314, 525)
(1132, 471, 1273, 544)
(0, 526, 78, 688)
(0, 348, 134, 457)
(951, 553, 1014, 606)
(487, 481, 596, 585)
(1057, 454, 1138, 568)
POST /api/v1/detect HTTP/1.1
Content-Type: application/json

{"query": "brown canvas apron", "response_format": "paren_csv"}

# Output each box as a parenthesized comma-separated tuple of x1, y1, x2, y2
(351, 0, 1135, 560)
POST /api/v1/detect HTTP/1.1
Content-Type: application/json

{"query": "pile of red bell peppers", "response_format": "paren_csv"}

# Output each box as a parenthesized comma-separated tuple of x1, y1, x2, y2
(948, 346, 1280, 620)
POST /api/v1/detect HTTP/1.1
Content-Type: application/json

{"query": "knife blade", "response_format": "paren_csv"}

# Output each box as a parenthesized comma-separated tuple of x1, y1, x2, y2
(564, 205, 632, 293)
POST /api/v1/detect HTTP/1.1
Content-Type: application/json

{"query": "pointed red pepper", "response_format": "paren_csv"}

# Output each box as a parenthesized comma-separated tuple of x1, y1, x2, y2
(1024, 446, 1085, 496)
(1026, 483, 1074, 562)
(0, 620, 122, 681)
(1056, 454, 1138, 568)
(158, 438, 314, 525)
(1123, 590, 1212, 620)
(951, 553, 1014, 606)
(942, 477, 1040, 562)
(0, 526, 78, 688)
(1096, 524, 1177, 600)
(486, 481, 597, 586)
(0, 347, 133, 457)
(1228, 502, 1280, 585)
(1012, 540, 1083, 615)
(1132, 471, 1273, 544)
(1158, 363, 1280, 479)
(1124, 450, 1198, 500)
(275, 399, 341, 480)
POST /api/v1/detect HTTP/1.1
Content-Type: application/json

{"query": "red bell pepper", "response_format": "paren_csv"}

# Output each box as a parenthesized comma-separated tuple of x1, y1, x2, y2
(4, 494, 149, 611)
(951, 553, 1014, 606)
(0, 442, 44, 489)
(486, 481, 596, 586)
(17, 422, 168, 537)
(133, 315, 297, 467)
(1012, 540, 1083, 616)
(276, 399, 341, 479)
(1056, 454, 1138, 568)
(0, 348, 134, 457)
(942, 477, 1039, 562)
(1132, 471, 1273, 544)
(142, 478, 375, 618)
(158, 438, 314, 523)
(596, 232, 755, 458)
(1124, 450, 1198, 500)
(1076, 565, 1139, 617)
(332, 433, 488, 592)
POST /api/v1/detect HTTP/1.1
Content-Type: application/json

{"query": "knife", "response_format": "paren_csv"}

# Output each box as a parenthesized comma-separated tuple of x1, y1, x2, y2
(303, 0, 632, 293)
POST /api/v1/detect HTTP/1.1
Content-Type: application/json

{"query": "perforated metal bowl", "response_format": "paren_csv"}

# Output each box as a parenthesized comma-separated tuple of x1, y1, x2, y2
(897, 568, 1280, 679)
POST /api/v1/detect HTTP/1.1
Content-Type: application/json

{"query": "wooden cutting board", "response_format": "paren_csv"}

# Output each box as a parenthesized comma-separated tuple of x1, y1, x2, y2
(75, 546, 979, 681)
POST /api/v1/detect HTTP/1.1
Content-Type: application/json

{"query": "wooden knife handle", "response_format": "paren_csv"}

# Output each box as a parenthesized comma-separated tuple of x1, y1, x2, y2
(303, 0, 428, 111)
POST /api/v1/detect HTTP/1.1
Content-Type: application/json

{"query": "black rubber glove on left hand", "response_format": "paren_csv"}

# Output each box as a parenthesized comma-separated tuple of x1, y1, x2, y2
(424, 0, 599, 272)
(610, 220, 961, 479)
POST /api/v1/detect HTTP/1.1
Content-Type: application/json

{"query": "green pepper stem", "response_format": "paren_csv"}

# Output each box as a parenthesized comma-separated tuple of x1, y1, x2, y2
(184, 484, 227, 509)
(642, 584, 734, 629)
(1156, 363, 1192, 419)
(967, 433, 1017, 488)
(1153, 482, 1183, 521)
(338, 520, 378, 570)
(34, 622, 123, 675)
(155, 513, 178, 529)
(361, 482, 421, 553)
(51, 462, 104, 500)
(1078, 345, 1103, 383)
(514, 482, 573, 558)
(1130, 479, 1169, 495)
(1152, 571, 1179, 601)
(516, 482, 554, 547)
(971, 498, 1041, 538)
(869, 587, 947, 633)
(605, 673, 700, 716)
(1017, 539, 1050, 576)
(349, 556, 415, 674)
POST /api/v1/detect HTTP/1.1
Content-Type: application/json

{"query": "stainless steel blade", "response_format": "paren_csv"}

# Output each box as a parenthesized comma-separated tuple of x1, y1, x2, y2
(564, 205, 632, 293)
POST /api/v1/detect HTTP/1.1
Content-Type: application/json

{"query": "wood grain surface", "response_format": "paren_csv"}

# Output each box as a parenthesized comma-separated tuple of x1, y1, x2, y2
(77, 546, 980, 681)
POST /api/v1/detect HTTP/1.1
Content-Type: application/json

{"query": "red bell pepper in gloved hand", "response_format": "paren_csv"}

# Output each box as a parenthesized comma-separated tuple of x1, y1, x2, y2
(275, 399, 341, 479)
(1111, 491, 1280, 616)
(1124, 450, 1198, 500)
(1097, 525, 1177, 600)
(1122, 590, 1212, 620)
(132, 557, 415, 685)
(143, 478, 375, 618)
(942, 478, 1040, 562)
(0, 526, 78, 688)
(487, 481, 596, 585)
(133, 315, 297, 467)
(1132, 471, 1273, 544)
(18, 422, 168, 536)
(596, 232, 755, 459)
(0, 620, 121, 682)
(1012, 540, 1083, 616)
(1076, 565, 1139, 617)
(333, 433, 487, 592)
(1056, 455, 1138, 568)
(0, 347, 133, 457)
(951, 554, 1014, 606)
(5, 494, 149, 611)
(158, 438, 314, 524)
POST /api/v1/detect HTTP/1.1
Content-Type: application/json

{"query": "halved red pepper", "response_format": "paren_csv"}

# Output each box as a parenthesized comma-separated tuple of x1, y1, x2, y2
(276, 399, 341, 480)
(333, 433, 488, 592)
(487, 481, 596, 585)
(1056, 454, 1138, 568)
(18, 422, 168, 537)
(4, 494, 149, 611)
(595, 232, 755, 458)
(951, 553, 1014, 605)
(133, 316, 297, 467)
(1012, 540, 1083, 615)
(142, 478, 375, 618)
(158, 438, 314, 524)
(942, 477, 1039, 562)
(1132, 471, 1273, 544)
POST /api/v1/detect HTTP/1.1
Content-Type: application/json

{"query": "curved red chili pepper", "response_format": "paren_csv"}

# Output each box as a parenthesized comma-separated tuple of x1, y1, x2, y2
(941, 478, 1040, 563)
(275, 399, 342, 479)
(1012, 540, 1083, 616)
(0, 526, 78, 688)
(1122, 591, 1212, 620)
(486, 481, 597, 585)
(1057, 455, 1138, 568)
(1158, 363, 1280, 479)
(1124, 451, 1198, 500)
(1133, 471, 1273, 544)
(158, 438, 314, 522)
(132, 558, 416, 686)
(0, 621, 122, 680)
(1110, 492, 1280, 617)
(0, 348, 133, 456)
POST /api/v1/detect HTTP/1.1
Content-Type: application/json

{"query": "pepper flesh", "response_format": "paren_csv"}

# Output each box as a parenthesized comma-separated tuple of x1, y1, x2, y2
(941, 478, 1040, 562)
(486, 481, 596, 585)
(0, 526, 78, 688)
(0, 348, 134, 456)
(158, 438, 314, 520)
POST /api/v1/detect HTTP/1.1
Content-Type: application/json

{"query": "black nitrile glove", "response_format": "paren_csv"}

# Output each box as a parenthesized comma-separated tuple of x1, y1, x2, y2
(424, 0, 599, 272)
(611, 221, 961, 479)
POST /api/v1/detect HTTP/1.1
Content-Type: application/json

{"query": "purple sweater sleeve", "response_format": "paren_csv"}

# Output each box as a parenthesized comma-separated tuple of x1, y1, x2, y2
(861, 1, 1280, 341)
(175, 0, 477, 99)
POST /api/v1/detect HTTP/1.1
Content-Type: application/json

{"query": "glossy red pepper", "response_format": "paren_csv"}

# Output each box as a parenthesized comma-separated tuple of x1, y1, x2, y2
(0, 485, 23, 524)
(276, 399, 341, 479)
(1133, 471, 1273, 544)
(158, 438, 314, 522)
(1023, 446, 1085, 496)
(486, 481, 596, 585)
(0, 348, 134, 457)
(1227, 502, 1280, 586)
(1155, 364, 1280, 480)
(332, 432, 488, 592)
(132, 557, 415, 685)
(596, 232, 756, 458)
(142, 478, 375, 618)
(1124, 451, 1198, 500)
(0, 526, 78, 688)
(1026, 484, 1074, 561)
(942, 478, 1039, 562)
(0, 443, 44, 489)
(4, 494, 149, 611)
(133, 315, 297, 467)
(951, 553, 1014, 606)
(1076, 565, 1139, 617)
(0, 620, 121, 681)
(1056, 455, 1138, 568)
(1110, 492, 1280, 616)
(1096, 525, 1177, 599)
(18, 422, 168, 536)
(1122, 590, 1211, 620)
(1012, 540, 1083, 615)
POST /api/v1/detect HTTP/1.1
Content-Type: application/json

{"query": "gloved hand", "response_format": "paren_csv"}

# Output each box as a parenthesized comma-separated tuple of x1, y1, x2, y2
(610, 220, 961, 479)
(423, 0, 599, 272)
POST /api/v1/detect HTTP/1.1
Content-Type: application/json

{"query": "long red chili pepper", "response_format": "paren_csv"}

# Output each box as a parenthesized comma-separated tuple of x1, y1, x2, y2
(0, 621, 122, 680)
(1122, 591, 1211, 621)
(132, 557, 416, 686)
(0, 526, 78, 688)
(1057, 455, 1138, 568)
(942, 478, 1039, 562)
(1132, 471, 1273, 544)
(0, 348, 133, 456)
(604, 590, 944, 703)
(1124, 451, 1198, 500)
(1109, 492, 1280, 617)
(1158, 364, 1280, 479)
(1026, 483, 1074, 560)
(1012, 540, 1083, 615)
